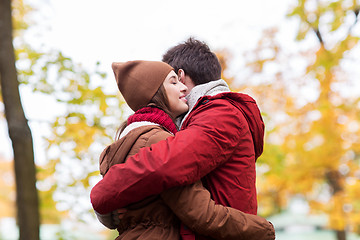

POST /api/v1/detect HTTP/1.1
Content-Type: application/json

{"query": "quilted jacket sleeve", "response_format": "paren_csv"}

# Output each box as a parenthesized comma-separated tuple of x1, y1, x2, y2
(91, 100, 248, 214)
(94, 126, 172, 227)
(161, 181, 275, 240)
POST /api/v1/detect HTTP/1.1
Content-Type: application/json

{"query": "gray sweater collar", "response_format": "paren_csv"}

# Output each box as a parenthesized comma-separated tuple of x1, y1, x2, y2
(176, 79, 230, 128)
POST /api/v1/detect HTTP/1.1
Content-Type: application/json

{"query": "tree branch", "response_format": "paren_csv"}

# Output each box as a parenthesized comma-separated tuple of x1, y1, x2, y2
(314, 28, 324, 45)
(348, 7, 359, 34)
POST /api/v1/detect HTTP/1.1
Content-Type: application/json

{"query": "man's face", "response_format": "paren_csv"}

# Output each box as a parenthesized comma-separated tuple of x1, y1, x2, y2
(178, 71, 195, 95)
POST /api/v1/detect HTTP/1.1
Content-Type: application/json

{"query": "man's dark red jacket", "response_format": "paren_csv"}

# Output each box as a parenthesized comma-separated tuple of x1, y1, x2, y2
(91, 92, 265, 216)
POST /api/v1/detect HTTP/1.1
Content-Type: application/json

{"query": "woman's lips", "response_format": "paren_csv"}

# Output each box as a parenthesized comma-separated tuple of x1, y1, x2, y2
(180, 95, 187, 102)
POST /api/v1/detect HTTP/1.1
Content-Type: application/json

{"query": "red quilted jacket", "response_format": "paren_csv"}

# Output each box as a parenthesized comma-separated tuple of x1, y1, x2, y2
(91, 92, 265, 217)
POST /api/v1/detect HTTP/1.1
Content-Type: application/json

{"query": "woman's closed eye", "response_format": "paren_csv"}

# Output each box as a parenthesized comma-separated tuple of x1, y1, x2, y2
(171, 77, 179, 85)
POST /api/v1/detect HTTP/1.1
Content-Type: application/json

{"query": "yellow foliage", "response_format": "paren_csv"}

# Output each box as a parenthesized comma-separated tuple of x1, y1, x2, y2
(238, 0, 360, 235)
(328, 193, 347, 230)
(11, 0, 33, 35)
(0, 159, 15, 218)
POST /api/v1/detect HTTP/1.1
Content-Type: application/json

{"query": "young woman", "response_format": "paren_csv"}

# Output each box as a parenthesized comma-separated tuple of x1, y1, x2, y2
(95, 60, 275, 240)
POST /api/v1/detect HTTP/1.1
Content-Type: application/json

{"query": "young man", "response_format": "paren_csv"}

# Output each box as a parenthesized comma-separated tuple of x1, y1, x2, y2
(91, 38, 271, 237)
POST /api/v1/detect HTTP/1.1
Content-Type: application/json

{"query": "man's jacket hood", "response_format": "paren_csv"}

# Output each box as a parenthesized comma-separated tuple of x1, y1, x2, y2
(189, 92, 265, 160)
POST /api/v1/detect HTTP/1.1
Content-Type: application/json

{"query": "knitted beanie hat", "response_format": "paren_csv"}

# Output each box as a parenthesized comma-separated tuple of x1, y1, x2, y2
(112, 60, 173, 112)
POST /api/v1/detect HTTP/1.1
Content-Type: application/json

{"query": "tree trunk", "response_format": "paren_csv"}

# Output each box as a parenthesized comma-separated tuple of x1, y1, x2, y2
(336, 230, 346, 240)
(0, 0, 40, 239)
(326, 170, 347, 240)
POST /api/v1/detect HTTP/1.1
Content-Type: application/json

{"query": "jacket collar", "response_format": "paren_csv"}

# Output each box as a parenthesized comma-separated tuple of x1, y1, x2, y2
(120, 121, 159, 139)
(177, 79, 230, 128)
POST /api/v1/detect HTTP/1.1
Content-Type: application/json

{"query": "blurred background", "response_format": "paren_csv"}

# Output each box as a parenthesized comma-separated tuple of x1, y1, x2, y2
(0, 0, 360, 239)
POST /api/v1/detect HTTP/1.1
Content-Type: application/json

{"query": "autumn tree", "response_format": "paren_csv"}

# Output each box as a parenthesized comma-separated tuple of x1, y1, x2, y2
(0, 0, 39, 239)
(238, 1, 360, 240)
(12, 9, 127, 230)
(1, 1, 125, 239)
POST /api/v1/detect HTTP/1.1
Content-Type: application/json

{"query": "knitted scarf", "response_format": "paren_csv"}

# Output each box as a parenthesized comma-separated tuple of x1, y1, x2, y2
(127, 106, 177, 135)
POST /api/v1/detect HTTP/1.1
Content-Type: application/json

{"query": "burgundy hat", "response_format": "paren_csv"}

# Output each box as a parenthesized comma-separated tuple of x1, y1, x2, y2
(112, 60, 173, 112)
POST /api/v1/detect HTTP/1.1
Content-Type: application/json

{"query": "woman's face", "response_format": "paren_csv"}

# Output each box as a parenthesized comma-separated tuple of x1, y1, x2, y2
(163, 70, 189, 118)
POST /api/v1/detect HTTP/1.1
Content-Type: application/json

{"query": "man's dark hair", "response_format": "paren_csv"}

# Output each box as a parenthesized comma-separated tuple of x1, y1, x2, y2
(162, 37, 222, 86)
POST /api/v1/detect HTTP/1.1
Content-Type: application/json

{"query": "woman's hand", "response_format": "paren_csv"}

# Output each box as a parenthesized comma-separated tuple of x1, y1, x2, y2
(94, 208, 127, 229)
(113, 208, 127, 223)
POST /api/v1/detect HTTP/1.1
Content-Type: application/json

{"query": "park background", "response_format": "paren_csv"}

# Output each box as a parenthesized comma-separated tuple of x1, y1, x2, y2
(0, 0, 360, 239)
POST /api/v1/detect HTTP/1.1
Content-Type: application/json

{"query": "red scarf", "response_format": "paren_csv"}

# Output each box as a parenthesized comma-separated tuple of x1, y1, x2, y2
(127, 106, 178, 135)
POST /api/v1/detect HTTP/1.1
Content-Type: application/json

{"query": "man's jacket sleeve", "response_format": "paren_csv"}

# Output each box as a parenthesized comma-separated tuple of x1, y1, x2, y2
(91, 101, 247, 214)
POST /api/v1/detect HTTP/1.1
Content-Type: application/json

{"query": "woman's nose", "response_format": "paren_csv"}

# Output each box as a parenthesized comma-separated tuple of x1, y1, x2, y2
(180, 82, 188, 92)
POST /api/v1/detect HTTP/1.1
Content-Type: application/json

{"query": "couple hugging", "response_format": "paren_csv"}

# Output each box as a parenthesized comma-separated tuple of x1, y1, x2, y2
(90, 38, 275, 240)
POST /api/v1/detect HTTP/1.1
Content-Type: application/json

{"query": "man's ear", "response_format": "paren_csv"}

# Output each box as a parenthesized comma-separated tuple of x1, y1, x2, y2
(178, 69, 196, 91)
(178, 69, 185, 83)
